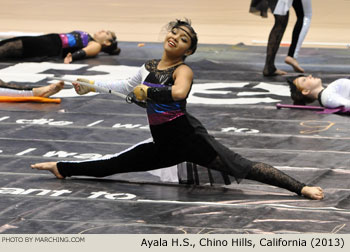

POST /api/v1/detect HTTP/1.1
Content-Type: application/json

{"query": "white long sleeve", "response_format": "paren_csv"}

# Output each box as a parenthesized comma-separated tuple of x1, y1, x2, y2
(94, 64, 148, 95)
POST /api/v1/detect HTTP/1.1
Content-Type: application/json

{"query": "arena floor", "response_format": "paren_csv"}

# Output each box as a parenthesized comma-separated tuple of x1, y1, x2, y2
(0, 0, 349, 234)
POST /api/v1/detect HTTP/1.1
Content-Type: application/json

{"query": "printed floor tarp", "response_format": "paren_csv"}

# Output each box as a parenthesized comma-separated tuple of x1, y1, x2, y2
(0, 42, 349, 233)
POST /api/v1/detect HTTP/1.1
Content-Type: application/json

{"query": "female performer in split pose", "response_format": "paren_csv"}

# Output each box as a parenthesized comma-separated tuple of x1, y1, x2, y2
(0, 79, 64, 97)
(31, 19, 323, 200)
(250, 0, 312, 76)
(0, 30, 120, 63)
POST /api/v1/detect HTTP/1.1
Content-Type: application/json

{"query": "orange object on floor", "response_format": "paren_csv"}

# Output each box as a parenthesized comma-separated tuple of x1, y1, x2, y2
(0, 96, 61, 103)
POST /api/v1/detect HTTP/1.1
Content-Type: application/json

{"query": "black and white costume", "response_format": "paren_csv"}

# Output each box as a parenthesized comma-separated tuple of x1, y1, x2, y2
(250, 0, 312, 75)
(55, 59, 307, 196)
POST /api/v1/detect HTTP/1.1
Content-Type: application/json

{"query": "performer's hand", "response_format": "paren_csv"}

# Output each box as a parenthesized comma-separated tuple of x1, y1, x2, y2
(133, 84, 149, 101)
(73, 78, 96, 95)
(64, 53, 73, 64)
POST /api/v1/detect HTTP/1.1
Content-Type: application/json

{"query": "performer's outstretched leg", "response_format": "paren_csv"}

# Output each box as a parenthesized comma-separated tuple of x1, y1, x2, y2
(206, 156, 324, 200)
(31, 141, 184, 178)
(245, 162, 323, 200)
(0, 81, 63, 97)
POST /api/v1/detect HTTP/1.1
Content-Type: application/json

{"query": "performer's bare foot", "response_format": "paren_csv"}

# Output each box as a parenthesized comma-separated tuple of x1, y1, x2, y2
(301, 186, 324, 200)
(32, 81, 64, 98)
(285, 56, 305, 73)
(263, 68, 287, 76)
(31, 162, 65, 179)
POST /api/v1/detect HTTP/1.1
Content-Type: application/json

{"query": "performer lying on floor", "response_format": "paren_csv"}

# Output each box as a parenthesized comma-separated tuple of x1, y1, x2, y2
(31, 19, 324, 200)
(288, 75, 350, 108)
(0, 79, 64, 97)
(0, 30, 120, 63)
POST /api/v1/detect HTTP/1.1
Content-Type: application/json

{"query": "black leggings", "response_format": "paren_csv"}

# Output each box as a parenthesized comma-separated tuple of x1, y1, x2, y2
(288, 0, 305, 58)
(264, 13, 289, 75)
(58, 135, 218, 178)
(0, 34, 61, 59)
(0, 79, 32, 90)
(57, 135, 305, 195)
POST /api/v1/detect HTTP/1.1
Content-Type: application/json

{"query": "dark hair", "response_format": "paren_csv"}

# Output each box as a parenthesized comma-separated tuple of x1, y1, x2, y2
(101, 31, 121, 55)
(167, 18, 198, 58)
(287, 75, 316, 105)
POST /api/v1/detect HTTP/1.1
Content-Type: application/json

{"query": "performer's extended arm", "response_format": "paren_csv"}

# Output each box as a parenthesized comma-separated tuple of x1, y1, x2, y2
(73, 65, 146, 95)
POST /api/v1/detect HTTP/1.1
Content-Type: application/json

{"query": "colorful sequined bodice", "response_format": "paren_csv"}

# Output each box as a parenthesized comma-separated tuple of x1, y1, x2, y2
(59, 31, 92, 49)
(144, 60, 188, 125)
